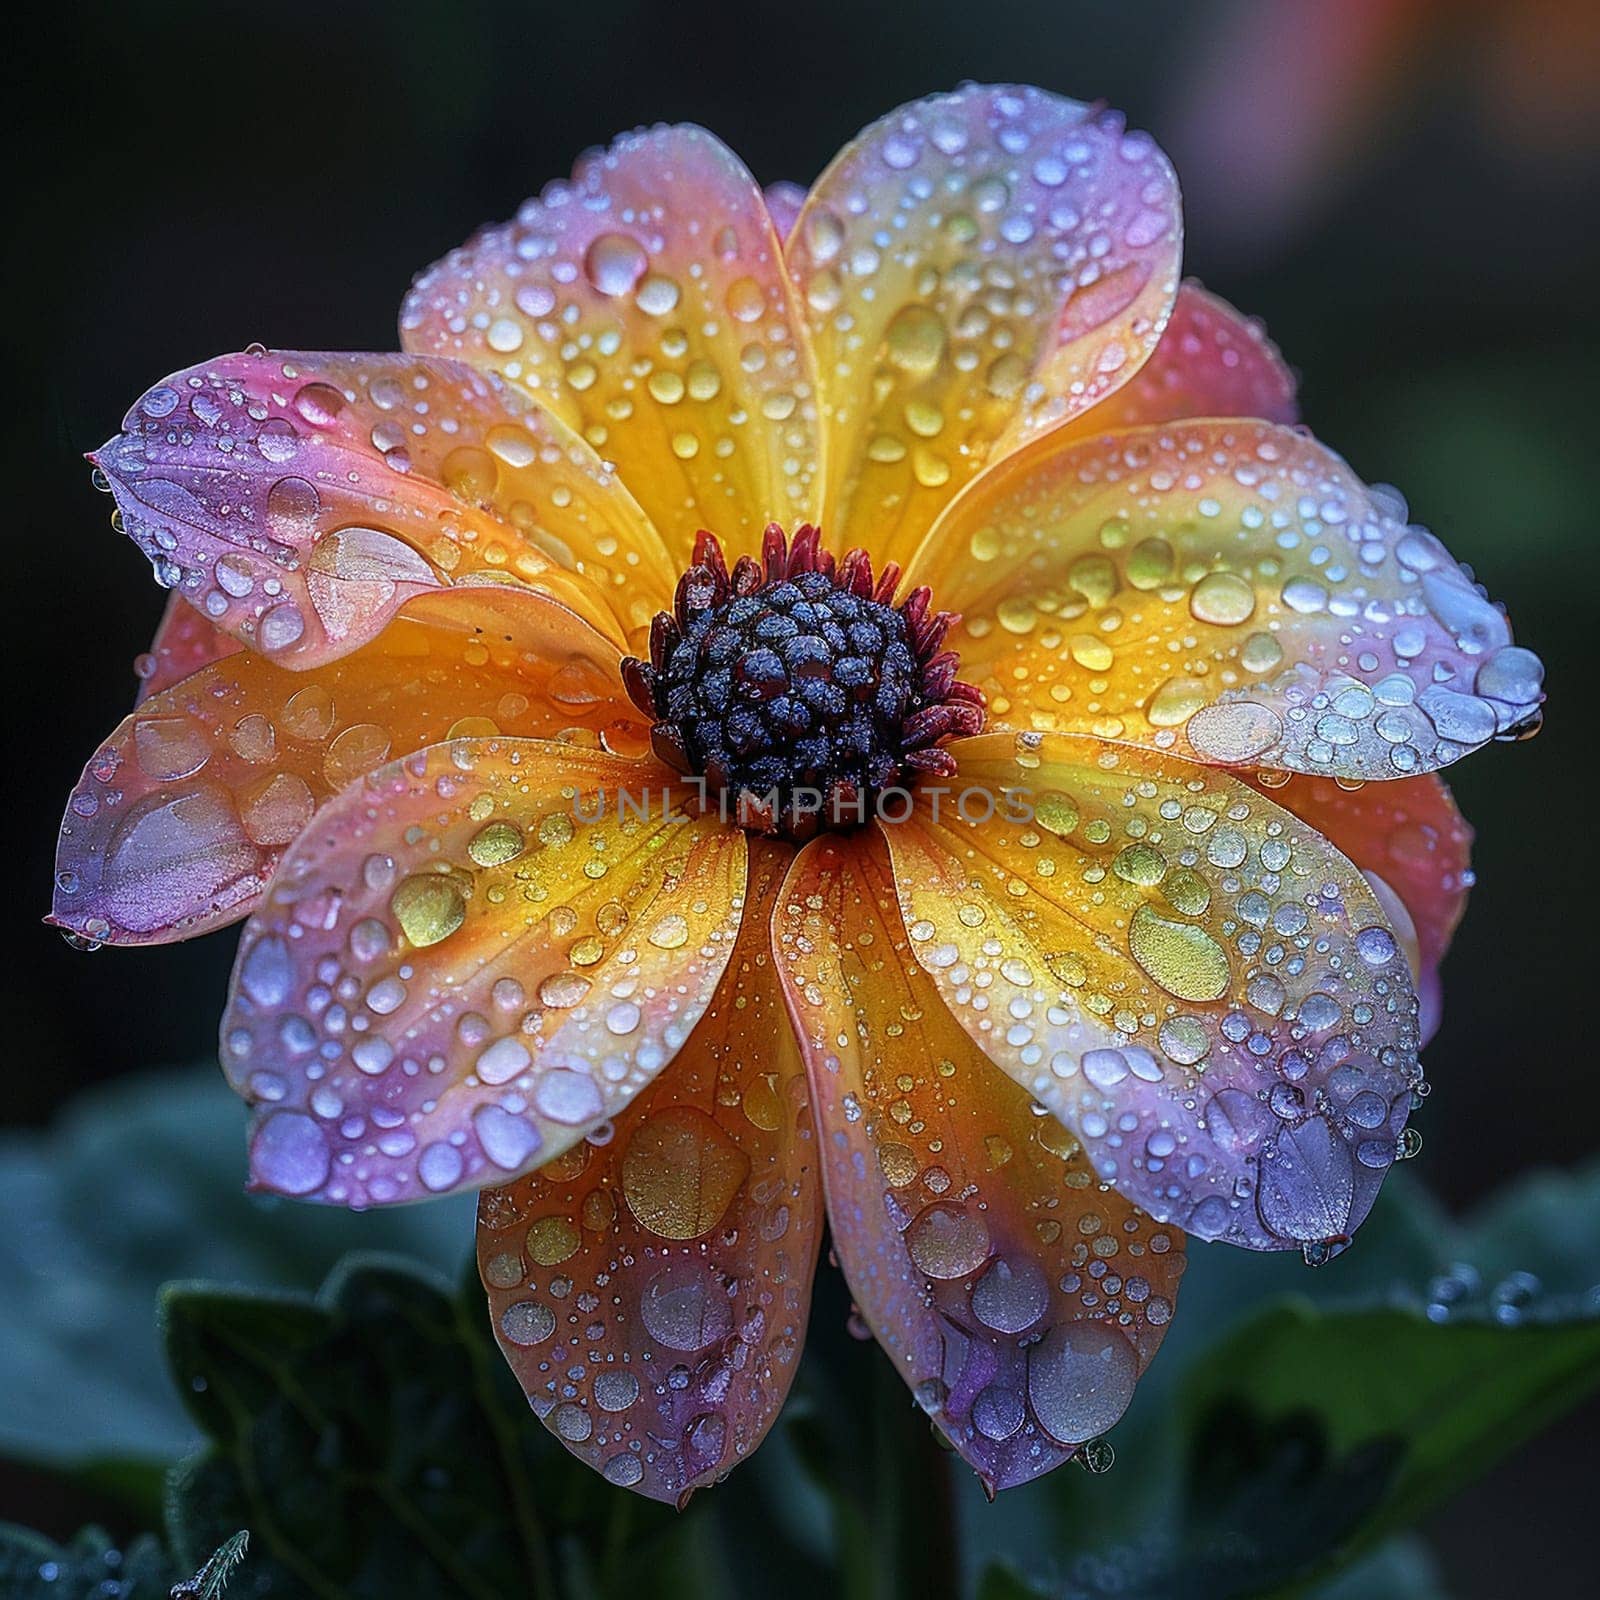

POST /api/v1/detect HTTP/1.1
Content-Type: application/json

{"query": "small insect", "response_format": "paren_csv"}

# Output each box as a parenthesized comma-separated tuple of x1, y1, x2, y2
(169, 1530, 249, 1600)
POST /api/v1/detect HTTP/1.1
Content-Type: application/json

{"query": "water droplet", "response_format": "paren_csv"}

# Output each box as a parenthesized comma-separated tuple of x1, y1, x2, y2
(584, 233, 649, 296)
(468, 821, 525, 868)
(640, 1262, 733, 1350)
(1128, 906, 1230, 1002)
(1027, 1322, 1137, 1445)
(501, 1300, 556, 1346)
(906, 1201, 991, 1280)
(972, 1256, 1049, 1333)
(251, 1111, 329, 1196)
(622, 1107, 749, 1239)
(391, 873, 467, 947)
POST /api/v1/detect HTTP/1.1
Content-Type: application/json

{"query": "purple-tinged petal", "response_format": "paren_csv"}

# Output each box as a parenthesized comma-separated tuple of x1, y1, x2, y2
(223, 740, 746, 1205)
(476, 842, 821, 1505)
(52, 612, 639, 946)
(96, 350, 672, 667)
(763, 180, 806, 242)
(787, 83, 1181, 565)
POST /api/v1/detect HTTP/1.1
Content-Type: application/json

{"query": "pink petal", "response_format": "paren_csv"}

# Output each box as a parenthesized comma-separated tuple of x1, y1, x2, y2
(134, 595, 240, 704)
(1063, 281, 1298, 433)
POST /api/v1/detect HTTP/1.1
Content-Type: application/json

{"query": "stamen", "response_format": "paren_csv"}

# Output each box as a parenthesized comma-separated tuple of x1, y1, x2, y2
(624, 524, 985, 841)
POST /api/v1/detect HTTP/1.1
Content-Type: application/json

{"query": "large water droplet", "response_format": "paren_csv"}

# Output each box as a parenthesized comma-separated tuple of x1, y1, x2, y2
(622, 1107, 749, 1239)
(1026, 1322, 1137, 1445)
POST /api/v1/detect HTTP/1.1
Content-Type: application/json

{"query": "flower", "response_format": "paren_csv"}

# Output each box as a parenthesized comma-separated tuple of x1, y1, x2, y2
(53, 84, 1540, 1505)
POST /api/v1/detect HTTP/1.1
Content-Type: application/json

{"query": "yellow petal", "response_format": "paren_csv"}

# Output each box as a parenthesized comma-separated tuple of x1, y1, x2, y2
(222, 741, 747, 1205)
(53, 610, 641, 945)
(403, 126, 821, 563)
(477, 842, 820, 1504)
(880, 732, 1422, 1252)
(908, 420, 1543, 777)
(788, 85, 1180, 565)
(96, 351, 674, 664)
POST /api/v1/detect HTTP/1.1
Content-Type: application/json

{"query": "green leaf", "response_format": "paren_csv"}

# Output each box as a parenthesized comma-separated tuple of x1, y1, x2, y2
(973, 1533, 1459, 1600)
(0, 1067, 473, 1478)
(1177, 1298, 1600, 1588)
(155, 1249, 955, 1600)
(1310, 1538, 1452, 1600)
(162, 1254, 574, 1597)
(976, 1564, 1049, 1600)
(0, 1523, 175, 1600)
(158, 1251, 769, 1599)
(1453, 1157, 1600, 1304)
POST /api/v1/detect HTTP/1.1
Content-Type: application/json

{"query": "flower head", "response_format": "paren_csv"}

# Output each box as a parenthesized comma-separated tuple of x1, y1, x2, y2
(54, 85, 1537, 1504)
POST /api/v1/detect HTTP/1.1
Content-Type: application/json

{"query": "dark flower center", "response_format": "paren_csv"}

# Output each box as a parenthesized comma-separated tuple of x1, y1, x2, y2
(623, 524, 985, 842)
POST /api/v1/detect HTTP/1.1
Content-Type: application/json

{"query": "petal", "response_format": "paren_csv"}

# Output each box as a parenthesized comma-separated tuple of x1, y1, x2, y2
(773, 830, 1184, 1489)
(135, 595, 240, 703)
(1059, 281, 1297, 435)
(222, 741, 747, 1206)
(96, 350, 672, 667)
(401, 126, 822, 559)
(763, 181, 807, 243)
(880, 731, 1423, 1252)
(53, 611, 641, 945)
(787, 85, 1180, 564)
(908, 419, 1544, 777)
(475, 841, 821, 1504)
(1257, 773, 1471, 1044)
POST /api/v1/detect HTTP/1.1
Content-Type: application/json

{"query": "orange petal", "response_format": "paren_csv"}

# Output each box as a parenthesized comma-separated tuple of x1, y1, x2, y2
(475, 841, 821, 1504)
(221, 741, 747, 1205)
(1059, 281, 1297, 436)
(1255, 772, 1471, 1043)
(401, 126, 821, 562)
(95, 350, 672, 667)
(880, 732, 1423, 1253)
(134, 595, 240, 703)
(907, 419, 1543, 777)
(787, 85, 1180, 565)
(773, 830, 1184, 1490)
(53, 610, 641, 945)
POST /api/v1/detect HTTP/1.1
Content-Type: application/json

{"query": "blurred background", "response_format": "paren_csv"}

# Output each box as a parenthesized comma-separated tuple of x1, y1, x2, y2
(5, 0, 1597, 1592)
